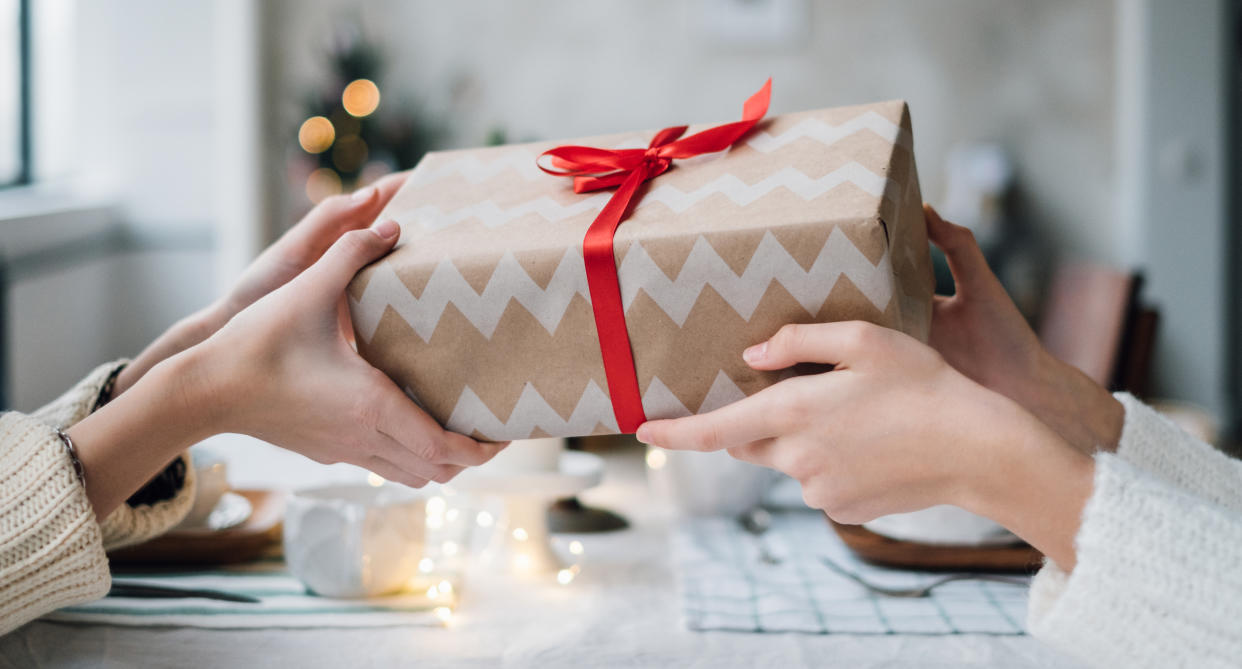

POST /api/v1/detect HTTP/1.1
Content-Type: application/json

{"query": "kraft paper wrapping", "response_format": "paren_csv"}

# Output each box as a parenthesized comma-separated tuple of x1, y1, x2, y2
(348, 100, 933, 441)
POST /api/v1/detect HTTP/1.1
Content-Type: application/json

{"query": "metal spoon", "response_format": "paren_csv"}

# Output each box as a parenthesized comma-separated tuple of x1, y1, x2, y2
(818, 555, 1027, 598)
(737, 507, 781, 565)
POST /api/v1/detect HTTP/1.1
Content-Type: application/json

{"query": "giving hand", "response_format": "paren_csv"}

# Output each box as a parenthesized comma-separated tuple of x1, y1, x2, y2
(636, 321, 1093, 569)
(924, 205, 1123, 453)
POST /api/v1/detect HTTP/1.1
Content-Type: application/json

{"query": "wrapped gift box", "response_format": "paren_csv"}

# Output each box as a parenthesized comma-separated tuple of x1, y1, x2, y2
(348, 99, 933, 440)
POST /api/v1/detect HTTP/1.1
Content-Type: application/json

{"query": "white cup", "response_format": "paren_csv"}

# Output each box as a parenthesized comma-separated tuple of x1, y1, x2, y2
(647, 448, 780, 516)
(476, 437, 564, 474)
(283, 485, 427, 598)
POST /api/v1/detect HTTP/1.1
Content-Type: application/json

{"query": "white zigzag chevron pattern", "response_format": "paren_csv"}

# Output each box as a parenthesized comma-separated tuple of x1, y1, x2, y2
(745, 111, 910, 153)
(401, 162, 895, 231)
(351, 246, 590, 343)
(444, 371, 748, 439)
(447, 380, 617, 438)
(619, 228, 892, 325)
(350, 228, 891, 345)
(401, 110, 906, 187)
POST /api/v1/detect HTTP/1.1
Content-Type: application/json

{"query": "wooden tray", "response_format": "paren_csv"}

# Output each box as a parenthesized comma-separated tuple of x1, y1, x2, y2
(108, 489, 284, 567)
(829, 518, 1044, 573)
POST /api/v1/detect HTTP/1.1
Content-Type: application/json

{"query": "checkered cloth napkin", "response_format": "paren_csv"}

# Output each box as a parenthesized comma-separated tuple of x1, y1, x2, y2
(673, 510, 1030, 635)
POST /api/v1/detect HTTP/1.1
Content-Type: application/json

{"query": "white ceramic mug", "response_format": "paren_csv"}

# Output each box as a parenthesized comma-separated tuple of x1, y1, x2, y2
(647, 448, 780, 516)
(283, 485, 427, 598)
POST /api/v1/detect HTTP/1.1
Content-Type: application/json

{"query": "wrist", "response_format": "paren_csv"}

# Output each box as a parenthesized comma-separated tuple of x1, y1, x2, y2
(113, 304, 230, 397)
(954, 392, 1096, 569)
(152, 341, 233, 442)
(1019, 349, 1124, 453)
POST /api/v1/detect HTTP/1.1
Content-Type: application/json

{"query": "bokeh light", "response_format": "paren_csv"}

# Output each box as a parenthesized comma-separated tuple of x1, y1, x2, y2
(305, 167, 342, 203)
(298, 116, 335, 154)
(342, 78, 381, 117)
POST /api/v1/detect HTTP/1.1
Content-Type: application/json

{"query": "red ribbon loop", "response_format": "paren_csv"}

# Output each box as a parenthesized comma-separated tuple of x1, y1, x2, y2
(537, 79, 772, 433)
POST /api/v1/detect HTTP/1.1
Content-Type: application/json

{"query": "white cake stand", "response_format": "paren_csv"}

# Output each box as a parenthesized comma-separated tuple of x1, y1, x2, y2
(450, 451, 604, 578)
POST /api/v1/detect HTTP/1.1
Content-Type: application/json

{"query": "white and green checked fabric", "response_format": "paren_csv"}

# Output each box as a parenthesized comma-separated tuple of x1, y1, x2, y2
(45, 560, 450, 629)
(674, 510, 1030, 635)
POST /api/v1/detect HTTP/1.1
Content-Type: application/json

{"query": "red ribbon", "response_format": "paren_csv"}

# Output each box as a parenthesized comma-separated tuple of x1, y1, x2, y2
(537, 79, 772, 433)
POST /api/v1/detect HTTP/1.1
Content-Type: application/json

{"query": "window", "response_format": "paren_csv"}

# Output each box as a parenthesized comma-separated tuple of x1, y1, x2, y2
(0, 0, 27, 186)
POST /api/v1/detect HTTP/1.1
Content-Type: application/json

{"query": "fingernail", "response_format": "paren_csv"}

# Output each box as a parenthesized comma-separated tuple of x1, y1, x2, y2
(742, 342, 767, 364)
(371, 219, 399, 240)
(351, 186, 376, 202)
(635, 425, 652, 444)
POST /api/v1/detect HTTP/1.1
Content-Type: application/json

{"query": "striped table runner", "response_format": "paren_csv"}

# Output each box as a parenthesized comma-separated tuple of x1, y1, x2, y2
(46, 560, 453, 629)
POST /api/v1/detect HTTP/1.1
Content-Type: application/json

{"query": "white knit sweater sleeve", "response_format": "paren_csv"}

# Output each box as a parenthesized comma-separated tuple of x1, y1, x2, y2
(1, 361, 196, 636)
(1110, 392, 1242, 511)
(0, 412, 110, 637)
(28, 361, 196, 549)
(1027, 403, 1242, 667)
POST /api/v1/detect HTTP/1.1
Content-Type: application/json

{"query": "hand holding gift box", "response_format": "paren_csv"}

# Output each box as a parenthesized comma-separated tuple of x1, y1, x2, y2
(348, 81, 933, 441)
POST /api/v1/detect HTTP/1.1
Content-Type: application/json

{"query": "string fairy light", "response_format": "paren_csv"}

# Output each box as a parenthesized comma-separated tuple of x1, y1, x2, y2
(645, 448, 667, 470)
(475, 511, 494, 528)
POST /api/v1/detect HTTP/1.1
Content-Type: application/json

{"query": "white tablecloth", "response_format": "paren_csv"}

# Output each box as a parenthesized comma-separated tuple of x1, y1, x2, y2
(0, 435, 1087, 669)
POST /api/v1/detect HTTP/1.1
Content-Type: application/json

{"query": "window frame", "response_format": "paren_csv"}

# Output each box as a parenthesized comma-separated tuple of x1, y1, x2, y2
(5, 0, 31, 188)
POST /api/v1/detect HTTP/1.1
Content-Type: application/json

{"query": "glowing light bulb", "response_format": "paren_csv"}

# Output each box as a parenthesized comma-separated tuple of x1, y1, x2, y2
(645, 448, 667, 470)
(557, 568, 576, 585)
(297, 116, 335, 153)
(342, 78, 381, 117)
(366, 472, 385, 487)
(433, 606, 452, 624)
(476, 511, 494, 528)
(426, 585, 439, 598)
(438, 580, 453, 595)
(512, 528, 528, 542)
(419, 558, 435, 574)
(568, 540, 584, 555)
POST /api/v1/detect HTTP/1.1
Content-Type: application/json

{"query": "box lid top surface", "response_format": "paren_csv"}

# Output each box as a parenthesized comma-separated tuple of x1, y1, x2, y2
(372, 99, 913, 270)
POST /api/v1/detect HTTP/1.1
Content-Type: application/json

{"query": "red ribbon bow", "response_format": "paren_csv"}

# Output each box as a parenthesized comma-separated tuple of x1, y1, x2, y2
(537, 79, 772, 433)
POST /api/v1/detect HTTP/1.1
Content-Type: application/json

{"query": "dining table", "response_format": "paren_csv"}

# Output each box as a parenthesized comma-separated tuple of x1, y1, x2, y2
(0, 434, 1087, 668)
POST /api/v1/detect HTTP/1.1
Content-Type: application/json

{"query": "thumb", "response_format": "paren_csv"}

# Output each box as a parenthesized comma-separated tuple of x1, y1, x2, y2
(743, 321, 886, 370)
(924, 204, 996, 297)
(304, 219, 401, 297)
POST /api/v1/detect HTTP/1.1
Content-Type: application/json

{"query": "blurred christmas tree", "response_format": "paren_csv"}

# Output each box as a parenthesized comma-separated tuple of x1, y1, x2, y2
(292, 21, 441, 206)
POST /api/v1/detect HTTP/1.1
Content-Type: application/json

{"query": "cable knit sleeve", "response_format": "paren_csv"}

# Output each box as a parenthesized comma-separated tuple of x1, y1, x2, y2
(28, 360, 196, 550)
(1111, 392, 1242, 513)
(1027, 454, 1242, 668)
(0, 412, 110, 636)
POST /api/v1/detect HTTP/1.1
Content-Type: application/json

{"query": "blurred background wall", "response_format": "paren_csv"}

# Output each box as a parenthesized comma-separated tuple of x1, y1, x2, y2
(1, 0, 1237, 442)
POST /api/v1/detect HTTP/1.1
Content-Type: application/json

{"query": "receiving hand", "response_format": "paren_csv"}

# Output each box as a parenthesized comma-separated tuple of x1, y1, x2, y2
(195, 219, 506, 487)
(114, 173, 409, 397)
(924, 205, 1123, 452)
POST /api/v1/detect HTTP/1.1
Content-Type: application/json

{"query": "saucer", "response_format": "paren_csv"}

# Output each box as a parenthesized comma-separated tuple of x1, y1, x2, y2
(176, 492, 252, 532)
